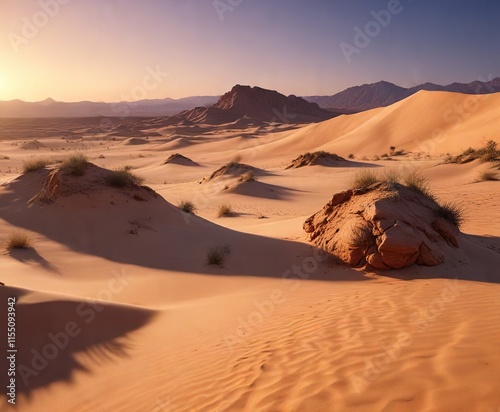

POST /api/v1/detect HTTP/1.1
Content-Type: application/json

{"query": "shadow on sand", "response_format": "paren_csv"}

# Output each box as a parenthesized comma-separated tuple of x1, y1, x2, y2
(0, 286, 155, 401)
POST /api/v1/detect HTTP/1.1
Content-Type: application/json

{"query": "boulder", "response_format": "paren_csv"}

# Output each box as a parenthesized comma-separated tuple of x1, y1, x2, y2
(303, 182, 460, 270)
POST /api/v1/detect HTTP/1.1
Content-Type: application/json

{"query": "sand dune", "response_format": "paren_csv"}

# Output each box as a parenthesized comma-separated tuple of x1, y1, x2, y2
(239, 91, 500, 162)
(0, 90, 499, 411)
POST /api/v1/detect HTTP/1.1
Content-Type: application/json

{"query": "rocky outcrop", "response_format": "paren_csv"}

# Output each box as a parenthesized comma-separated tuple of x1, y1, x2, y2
(178, 85, 336, 124)
(303, 182, 461, 270)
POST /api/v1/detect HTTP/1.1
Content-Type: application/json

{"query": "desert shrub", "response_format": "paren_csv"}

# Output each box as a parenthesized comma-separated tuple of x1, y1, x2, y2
(480, 152, 498, 162)
(402, 168, 435, 201)
(5, 231, 31, 250)
(178, 200, 196, 214)
(436, 201, 464, 229)
(105, 167, 144, 188)
(381, 168, 401, 183)
(23, 157, 50, 173)
(238, 171, 255, 182)
(476, 170, 499, 182)
(348, 153, 355, 159)
(350, 225, 374, 249)
(206, 245, 231, 267)
(351, 169, 379, 189)
(62, 153, 88, 176)
(217, 203, 233, 217)
(381, 153, 389, 158)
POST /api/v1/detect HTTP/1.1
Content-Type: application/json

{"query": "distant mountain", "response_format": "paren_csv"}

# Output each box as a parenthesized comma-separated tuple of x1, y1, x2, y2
(304, 78, 500, 111)
(0, 96, 219, 118)
(176, 85, 336, 125)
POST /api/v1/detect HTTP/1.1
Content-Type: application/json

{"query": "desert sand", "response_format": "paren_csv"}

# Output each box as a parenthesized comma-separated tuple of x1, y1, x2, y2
(0, 90, 499, 412)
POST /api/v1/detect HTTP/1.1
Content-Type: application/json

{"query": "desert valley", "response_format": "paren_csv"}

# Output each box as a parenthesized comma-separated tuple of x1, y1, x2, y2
(0, 80, 499, 412)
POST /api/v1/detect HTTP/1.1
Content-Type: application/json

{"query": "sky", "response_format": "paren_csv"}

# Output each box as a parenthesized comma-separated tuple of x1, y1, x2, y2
(1, 0, 499, 102)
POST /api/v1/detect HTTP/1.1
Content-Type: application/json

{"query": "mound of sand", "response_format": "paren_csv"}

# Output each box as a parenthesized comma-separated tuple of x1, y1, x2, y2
(122, 137, 149, 145)
(21, 140, 46, 150)
(304, 182, 461, 270)
(286, 151, 346, 169)
(203, 161, 257, 182)
(162, 153, 198, 166)
(30, 162, 156, 203)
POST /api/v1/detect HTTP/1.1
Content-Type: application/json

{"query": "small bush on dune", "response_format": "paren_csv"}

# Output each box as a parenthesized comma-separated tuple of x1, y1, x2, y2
(217, 203, 233, 217)
(351, 169, 379, 189)
(62, 153, 88, 176)
(178, 200, 196, 214)
(23, 158, 50, 173)
(105, 167, 144, 188)
(436, 201, 464, 229)
(476, 170, 499, 182)
(5, 231, 31, 250)
(206, 245, 231, 267)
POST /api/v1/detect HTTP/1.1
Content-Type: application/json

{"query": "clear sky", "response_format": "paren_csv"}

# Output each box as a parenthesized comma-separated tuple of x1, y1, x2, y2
(1, 0, 499, 102)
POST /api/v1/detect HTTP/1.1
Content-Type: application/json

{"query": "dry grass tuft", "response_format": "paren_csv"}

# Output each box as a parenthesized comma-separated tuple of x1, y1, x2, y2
(206, 245, 231, 267)
(23, 158, 50, 173)
(217, 203, 233, 218)
(62, 153, 88, 176)
(105, 167, 144, 188)
(178, 200, 196, 214)
(5, 231, 32, 250)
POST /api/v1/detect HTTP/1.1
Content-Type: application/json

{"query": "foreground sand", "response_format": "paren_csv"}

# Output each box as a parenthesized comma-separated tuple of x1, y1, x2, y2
(0, 91, 499, 411)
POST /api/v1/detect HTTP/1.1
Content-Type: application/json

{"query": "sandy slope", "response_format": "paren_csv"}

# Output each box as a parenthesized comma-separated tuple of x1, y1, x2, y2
(0, 90, 499, 412)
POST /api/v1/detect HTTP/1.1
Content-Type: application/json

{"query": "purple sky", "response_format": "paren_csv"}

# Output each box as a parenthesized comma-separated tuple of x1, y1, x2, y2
(1, 0, 499, 102)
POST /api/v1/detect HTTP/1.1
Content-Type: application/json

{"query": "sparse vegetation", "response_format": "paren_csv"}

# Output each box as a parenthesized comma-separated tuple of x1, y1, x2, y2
(350, 224, 374, 249)
(476, 169, 499, 182)
(436, 201, 464, 229)
(402, 168, 435, 201)
(381, 168, 401, 183)
(105, 167, 145, 188)
(5, 231, 32, 250)
(348, 153, 354, 159)
(351, 169, 379, 189)
(238, 171, 255, 182)
(62, 153, 88, 176)
(178, 200, 197, 214)
(206, 245, 231, 267)
(446, 140, 499, 164)
(23, 157, 50, 173)
(217, 203, 233, 217)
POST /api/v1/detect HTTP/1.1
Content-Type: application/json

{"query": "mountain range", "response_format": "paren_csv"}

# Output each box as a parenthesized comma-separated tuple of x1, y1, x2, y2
(304, 78, 500, 111)
(1, 78, 500, 118)
(0, 96, 218, 118)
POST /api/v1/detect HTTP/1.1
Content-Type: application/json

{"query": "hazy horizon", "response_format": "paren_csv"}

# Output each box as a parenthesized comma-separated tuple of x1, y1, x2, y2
(1, 0, 500, 102)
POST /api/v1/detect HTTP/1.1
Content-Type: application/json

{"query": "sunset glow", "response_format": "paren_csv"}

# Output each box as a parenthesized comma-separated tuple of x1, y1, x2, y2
(1, 1, 500, 102)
